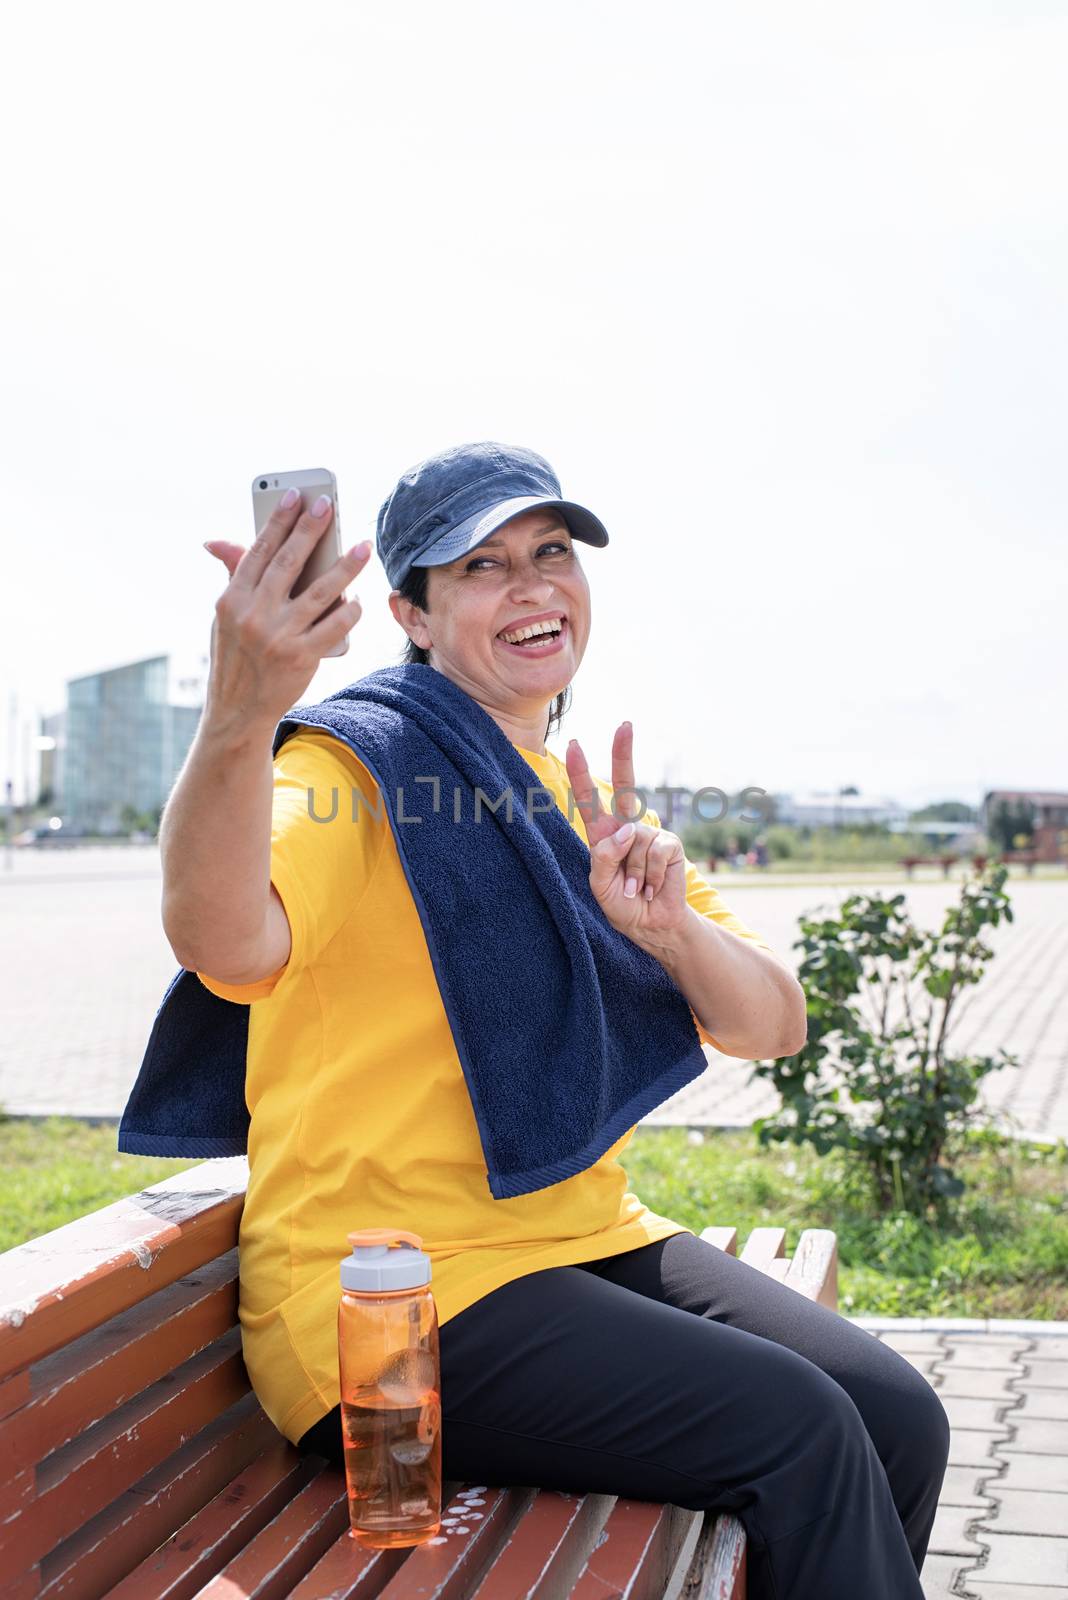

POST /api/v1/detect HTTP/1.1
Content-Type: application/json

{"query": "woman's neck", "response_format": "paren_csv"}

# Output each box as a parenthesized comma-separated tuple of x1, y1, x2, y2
(424, 659, 551, 755)
(485, 705, 549, 756)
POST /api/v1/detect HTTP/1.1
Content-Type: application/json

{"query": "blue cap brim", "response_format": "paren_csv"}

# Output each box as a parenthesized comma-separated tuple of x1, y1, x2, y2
(409, 494, 608, 570)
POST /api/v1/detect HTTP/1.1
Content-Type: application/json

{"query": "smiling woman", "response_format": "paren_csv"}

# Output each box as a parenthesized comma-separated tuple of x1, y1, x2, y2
(394, 507, 576, 737)
(137, 438, 947, 1598)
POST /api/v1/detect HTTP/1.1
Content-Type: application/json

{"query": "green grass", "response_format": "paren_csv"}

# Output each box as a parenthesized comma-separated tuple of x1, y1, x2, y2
(2, 1118, 1066, 1321)
(0, 1117, 200, 1253)
(625, 1126, 1068, 1320)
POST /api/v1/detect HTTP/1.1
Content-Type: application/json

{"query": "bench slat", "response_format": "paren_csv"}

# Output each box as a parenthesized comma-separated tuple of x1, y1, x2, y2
(697, 1228, 737, 1257)
(376, 1484, 534, 1599)
(470, 1488, 615, 1600)
(782, 1229, 837, 1310)
(0, 1162, 247, 1378)
(0, 1253, 239, 1476)
(283, 1525, 410, 1599)
(36, 1392, 277, 1600)
(569, 1499, 696, 1600)
(737, 1229, 786, 1272)
(192, 1464, 349, 1599)
(4, 1331, 249, 1575)
(679, 1510, 747, 1600)
(103, 1438, 319, 1600)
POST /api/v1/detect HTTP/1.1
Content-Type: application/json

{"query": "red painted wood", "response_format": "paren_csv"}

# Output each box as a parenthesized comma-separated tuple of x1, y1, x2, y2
(569, 1498, 693, 1600)
(376, 1485, 531, 1599)
(284, 1529, 408, 1600)
(0, 1161, 247, 1378)
(469, 1490, 612, 1599)
(194, 1464, 350, 1599)
(35, 1393, 277, 1600)
(1, 1251, 239, 1476)
(0, 1365, 31, 1420)
(105, 1438, 318, 1599)
(5, 1331, 249, 1576)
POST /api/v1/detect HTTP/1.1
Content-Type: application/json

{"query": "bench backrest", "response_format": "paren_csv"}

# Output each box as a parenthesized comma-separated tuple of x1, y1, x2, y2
(0, 1158, 266, 1598)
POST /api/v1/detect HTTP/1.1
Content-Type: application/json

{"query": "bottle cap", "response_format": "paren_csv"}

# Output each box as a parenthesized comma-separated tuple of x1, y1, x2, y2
(341, 1228, 432, 1292)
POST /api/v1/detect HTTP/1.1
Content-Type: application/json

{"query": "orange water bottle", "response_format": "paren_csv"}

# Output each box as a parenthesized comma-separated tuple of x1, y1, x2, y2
(338, 1228, 442, 1548)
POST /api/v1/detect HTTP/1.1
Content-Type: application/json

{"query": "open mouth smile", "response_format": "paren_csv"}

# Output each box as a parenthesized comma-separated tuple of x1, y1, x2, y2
(495, 616, 568, 656)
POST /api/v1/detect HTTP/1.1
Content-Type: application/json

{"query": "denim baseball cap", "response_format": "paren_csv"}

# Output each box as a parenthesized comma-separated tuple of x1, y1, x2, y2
(376, 440, 609, 590)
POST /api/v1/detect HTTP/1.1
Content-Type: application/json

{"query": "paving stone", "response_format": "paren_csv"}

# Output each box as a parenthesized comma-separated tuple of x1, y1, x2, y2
(992, 1456, 1068, 1494)
(939, 1465, 1000, 1508)
(1002, 1418, 1068, 1456)
(949, 1430, 1011, 1468)
(1022, 1361, 1068, 1388)
(1013, 1389, 1068, 1421)
(941, 1343, 1030, 1371)
(928, 1502, 992, 1558)
(1022, 1340, 1068, 1362)
(880, 1333, 951, 1354)
(973, 1489, 1068, 1538)
(920, 1551, 977, 1598)
(943, 1396, 1020, 1431)
(934, 1368, 1023, 1400)
(966, 1583, 1068, 1599)
(976, 1531, 1068, 1586)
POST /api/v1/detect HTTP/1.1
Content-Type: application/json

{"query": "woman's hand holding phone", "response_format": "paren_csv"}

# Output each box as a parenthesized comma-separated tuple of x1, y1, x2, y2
(203, 491, 372, 737)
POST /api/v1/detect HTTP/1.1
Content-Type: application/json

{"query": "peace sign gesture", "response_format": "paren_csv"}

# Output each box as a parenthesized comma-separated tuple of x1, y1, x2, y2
(564, 722, 690, 947)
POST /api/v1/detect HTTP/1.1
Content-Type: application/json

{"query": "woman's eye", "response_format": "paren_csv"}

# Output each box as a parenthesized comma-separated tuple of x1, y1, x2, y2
(464, 542, 570, 573)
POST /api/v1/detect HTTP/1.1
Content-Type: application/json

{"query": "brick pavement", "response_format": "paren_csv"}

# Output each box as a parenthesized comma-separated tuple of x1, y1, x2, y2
(1, 850, 1066, 1142)
(852, 1324, 1068, 1598)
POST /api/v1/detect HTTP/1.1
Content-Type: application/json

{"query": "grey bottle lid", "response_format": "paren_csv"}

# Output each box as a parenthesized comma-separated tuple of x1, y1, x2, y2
(341, 1228, 432, 1292)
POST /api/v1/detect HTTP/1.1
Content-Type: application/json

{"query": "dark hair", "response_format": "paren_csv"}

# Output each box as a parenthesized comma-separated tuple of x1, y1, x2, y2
(395, 563, 572, 740)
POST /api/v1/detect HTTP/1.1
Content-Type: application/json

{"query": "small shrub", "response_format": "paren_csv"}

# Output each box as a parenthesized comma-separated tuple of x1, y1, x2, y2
(750, 864, 1019, 1216)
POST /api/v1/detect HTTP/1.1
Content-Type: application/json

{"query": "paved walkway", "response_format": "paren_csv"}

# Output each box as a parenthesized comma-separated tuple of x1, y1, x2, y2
(853, 1322, 1068, 1598)
(0, 849, 1066, 1140)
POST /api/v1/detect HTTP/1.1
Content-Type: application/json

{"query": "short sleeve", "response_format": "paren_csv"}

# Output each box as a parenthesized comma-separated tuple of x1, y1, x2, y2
(195, 730, 386, 1004)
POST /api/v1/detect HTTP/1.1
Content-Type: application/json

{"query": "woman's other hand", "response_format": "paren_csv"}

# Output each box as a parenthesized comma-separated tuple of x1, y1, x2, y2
(202, 491, 372, 737)
(565, 723, 689, 947)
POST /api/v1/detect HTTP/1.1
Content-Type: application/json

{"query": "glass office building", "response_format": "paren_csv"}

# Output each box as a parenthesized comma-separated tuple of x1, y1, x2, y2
(62, 655, 202, 831)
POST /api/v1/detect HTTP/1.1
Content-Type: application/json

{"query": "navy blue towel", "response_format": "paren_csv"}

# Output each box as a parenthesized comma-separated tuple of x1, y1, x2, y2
(118, 663, 708, 1199)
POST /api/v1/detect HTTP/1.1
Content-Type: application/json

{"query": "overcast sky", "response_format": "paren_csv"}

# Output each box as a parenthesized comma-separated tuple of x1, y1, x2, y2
(2, 1, 1065, 811)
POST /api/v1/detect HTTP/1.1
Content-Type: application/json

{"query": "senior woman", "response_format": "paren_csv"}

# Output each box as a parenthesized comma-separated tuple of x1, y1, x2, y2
(151, 442, 948, 1600)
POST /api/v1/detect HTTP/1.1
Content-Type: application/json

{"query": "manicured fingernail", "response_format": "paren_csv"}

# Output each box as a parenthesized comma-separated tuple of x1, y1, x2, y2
(624, 876, 637, 899)
(281, 486, 300, 509)
(644, 884, 655, 900)
(615, 822, 635, 842)
(312, 494, 331, 516)
(348, 541, 371, 560)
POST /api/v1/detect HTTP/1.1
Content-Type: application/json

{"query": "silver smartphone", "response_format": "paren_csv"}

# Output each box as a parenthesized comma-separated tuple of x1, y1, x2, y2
(251, 467, 348, 658)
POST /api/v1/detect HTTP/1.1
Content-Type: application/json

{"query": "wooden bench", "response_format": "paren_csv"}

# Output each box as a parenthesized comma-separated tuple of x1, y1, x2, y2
(899, 854, 959, 879)
(0, 1159, 838, 1600)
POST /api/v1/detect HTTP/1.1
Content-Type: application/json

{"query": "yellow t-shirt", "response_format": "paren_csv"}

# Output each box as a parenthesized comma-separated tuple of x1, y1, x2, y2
(196, 729, 775, 1446)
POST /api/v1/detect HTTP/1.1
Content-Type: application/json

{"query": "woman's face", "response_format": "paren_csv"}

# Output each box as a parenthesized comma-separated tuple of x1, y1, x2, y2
(393, 508, 592, 724)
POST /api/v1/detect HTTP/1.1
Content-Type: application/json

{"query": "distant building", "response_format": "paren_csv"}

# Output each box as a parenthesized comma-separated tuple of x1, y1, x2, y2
(773, 791, 907, 828)
(61, 655, 203, 832)
(888, 818, 983, 850)
(981, 790, 1068, 864)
